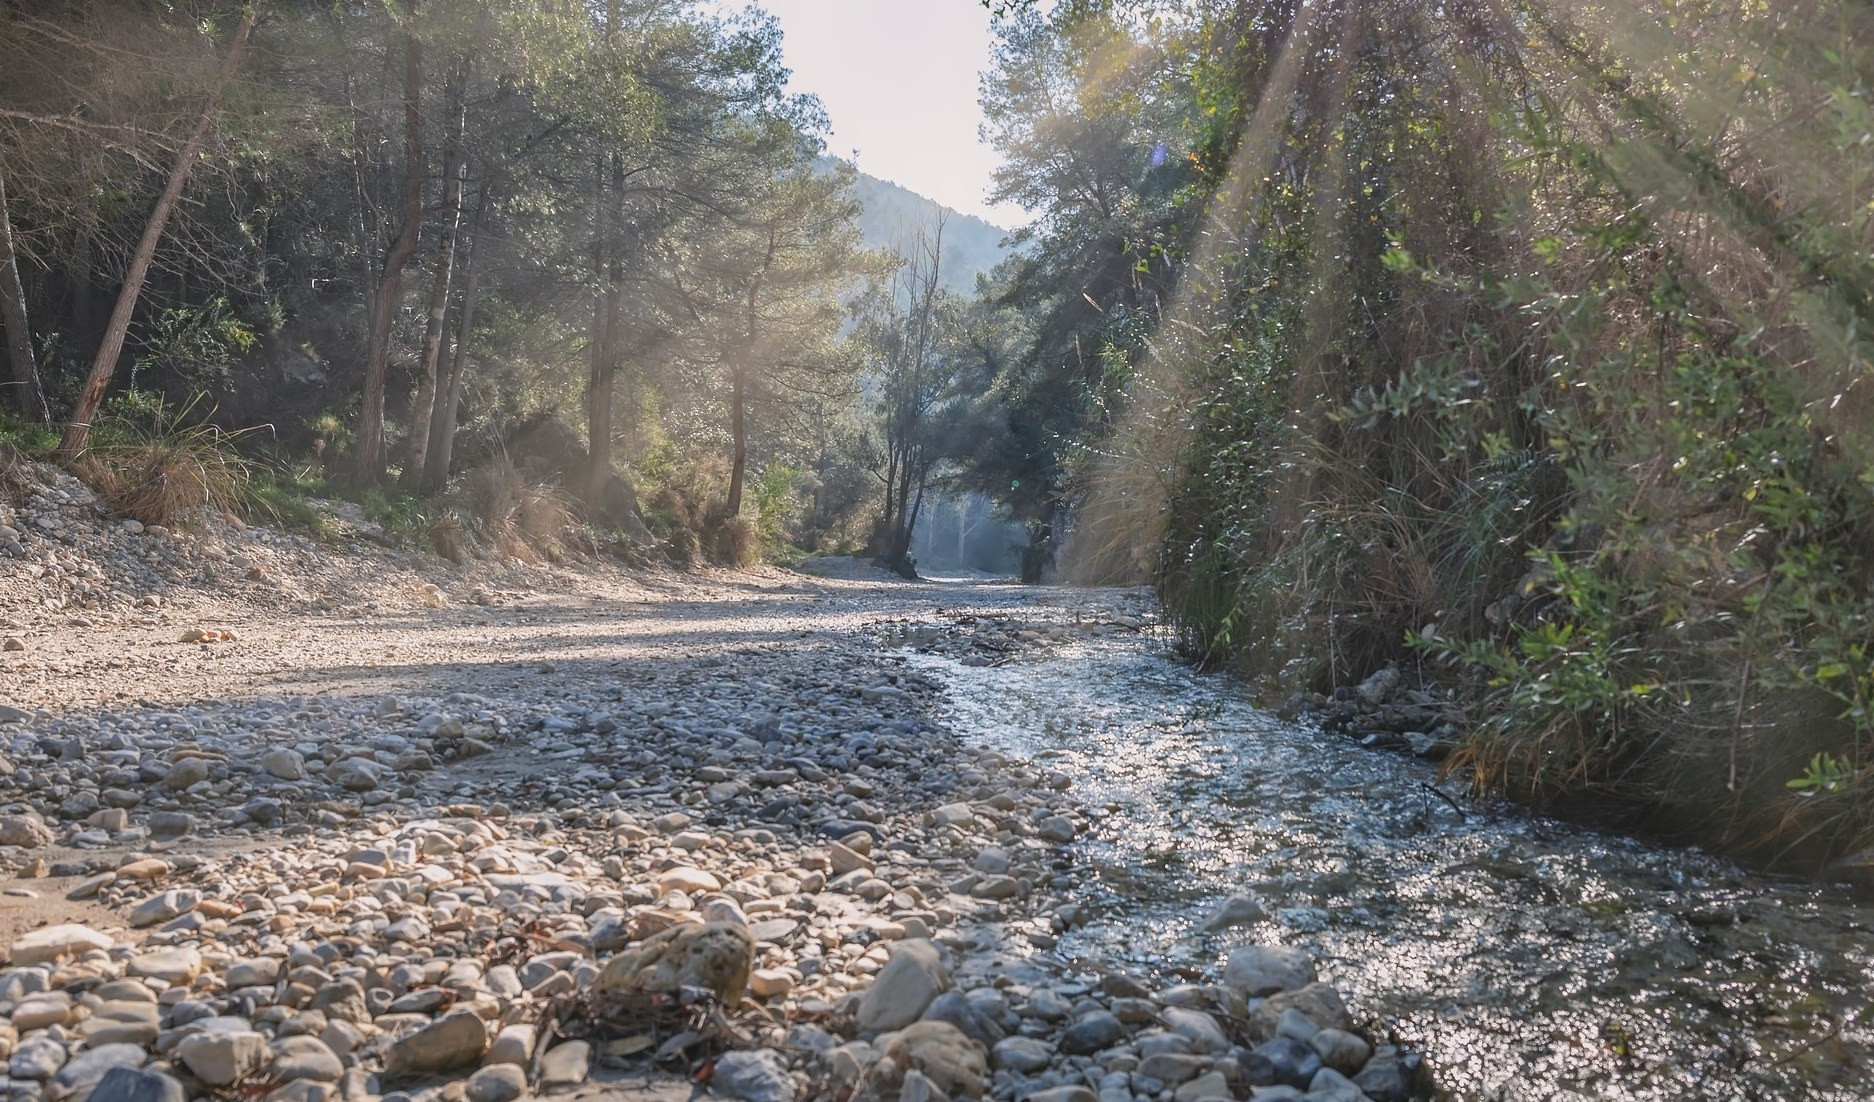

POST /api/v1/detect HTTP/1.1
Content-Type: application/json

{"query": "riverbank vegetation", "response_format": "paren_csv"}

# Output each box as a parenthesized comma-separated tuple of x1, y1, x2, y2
(973, 0, 1874, 870)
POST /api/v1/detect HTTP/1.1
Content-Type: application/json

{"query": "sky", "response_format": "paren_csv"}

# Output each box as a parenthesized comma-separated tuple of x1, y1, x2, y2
(739, 0, 1021, 229)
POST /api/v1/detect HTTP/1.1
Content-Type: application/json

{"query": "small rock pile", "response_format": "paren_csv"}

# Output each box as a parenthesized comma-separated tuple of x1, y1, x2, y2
(884, 608, 1153, 669)
(1278, 667, 1458, 763)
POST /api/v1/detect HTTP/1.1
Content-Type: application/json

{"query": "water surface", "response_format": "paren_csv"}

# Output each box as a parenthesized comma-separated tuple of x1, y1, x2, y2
(911, 628, 1874, 1101)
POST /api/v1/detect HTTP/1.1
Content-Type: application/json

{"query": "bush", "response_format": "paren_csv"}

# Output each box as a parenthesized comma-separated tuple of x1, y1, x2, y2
(710, 515, 757, 568)
(71, 399, 254, 529)
(460, 455, 575, 563)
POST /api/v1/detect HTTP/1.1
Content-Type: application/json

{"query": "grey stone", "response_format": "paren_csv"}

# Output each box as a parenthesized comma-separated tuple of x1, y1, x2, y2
(465, 1064, 528, 1102)
(272, 1035, 345, 1082)
(385, 1009, 487, 1077)
(53, 1043, 148, 1100)
(857, 938, 949, 1033)
(1061, 1009, 1126, 1055)
(711, 1049, 797, 1102)
(1243, 1037, 1322, 1090)
(991, 1036, 1054, 1073)
(84, 1067, 185, 1102)
(1222, 945, 1315, 997)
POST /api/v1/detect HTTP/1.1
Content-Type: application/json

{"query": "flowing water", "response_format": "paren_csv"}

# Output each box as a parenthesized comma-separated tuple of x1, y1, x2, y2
(904, 618, 1874, 1102)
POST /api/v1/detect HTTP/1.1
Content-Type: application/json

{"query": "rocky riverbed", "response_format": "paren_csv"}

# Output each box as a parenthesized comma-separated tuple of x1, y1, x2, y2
(0, 482, 1419, 1102)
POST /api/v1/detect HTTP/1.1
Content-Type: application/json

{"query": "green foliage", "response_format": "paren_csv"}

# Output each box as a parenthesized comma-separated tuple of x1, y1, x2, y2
(1113, 0, 1874, 865)
(0, 408, 58, 458)
(73, 394, 257, 529)
(243, 481, 336, 541)
(752, 463, 803, 558)
(131, 295, 278, 394)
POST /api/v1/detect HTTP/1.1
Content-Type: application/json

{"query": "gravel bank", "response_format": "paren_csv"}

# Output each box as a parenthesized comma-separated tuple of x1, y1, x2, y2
(0, 471, 1418, 1102)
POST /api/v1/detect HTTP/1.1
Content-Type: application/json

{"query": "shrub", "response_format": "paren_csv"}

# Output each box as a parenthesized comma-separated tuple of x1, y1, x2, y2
(71, 398, 254, 529)
(710, 515, 757, 568)
(460, 455, 575, 562)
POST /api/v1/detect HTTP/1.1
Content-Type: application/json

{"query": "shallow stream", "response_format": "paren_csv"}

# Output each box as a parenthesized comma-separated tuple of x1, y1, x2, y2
(909, 624, 1874, 1101)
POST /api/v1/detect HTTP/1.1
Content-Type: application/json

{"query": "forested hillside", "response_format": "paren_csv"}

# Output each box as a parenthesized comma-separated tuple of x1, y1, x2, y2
(839, 164, 1010, 294)
(0, 0, 1014, 576)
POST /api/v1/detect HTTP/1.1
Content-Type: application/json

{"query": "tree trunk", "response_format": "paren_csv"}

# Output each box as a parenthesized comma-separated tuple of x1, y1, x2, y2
(57, 11, 253, 458)
(0, 168, 47, 422)
(585, 151, 625, 513)
(352, 0, 425, 486)
(403, 56, 469, 490)
(583, 150, 616, 513)
(725, 362, 748, 518)
(421, 180, 488, 495)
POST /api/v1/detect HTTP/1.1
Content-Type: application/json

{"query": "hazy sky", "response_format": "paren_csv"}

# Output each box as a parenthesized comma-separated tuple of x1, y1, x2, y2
(744, 0, 1020, 228)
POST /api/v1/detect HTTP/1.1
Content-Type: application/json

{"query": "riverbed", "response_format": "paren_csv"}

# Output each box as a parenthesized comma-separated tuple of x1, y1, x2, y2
(906, 601, 1874, 1101)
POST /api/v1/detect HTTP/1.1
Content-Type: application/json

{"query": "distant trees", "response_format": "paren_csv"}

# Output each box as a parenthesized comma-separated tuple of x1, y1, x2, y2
(0, 0, 871, 535)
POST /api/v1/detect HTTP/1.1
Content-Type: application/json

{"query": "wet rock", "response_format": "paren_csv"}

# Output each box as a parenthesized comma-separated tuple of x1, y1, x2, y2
(858, 938, 950, 1033)
(1222, 945, 1315, 996)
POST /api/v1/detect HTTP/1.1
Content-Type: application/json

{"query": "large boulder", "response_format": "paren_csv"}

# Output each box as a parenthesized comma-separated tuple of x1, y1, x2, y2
(859, 1021, 987, 1102)
(594, 921, 754, 1003)
(857, 939, 949, 1033)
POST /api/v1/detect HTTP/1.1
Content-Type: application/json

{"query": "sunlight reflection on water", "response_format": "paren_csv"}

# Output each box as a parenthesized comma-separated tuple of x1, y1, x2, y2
(908, 634, 1874, 1101)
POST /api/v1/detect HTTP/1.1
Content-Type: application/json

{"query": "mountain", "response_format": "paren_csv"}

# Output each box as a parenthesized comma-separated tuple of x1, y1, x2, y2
(829, 159, 1013, 294)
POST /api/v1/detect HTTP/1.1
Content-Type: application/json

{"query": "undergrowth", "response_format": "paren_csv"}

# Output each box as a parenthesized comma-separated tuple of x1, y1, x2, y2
(1149, 0, 1874, 868)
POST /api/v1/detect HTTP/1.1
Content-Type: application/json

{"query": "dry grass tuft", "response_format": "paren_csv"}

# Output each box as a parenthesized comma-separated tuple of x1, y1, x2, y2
(75, 435, 250, 528)
(709, 515, 757, 568)
(461, 455, 577, 562)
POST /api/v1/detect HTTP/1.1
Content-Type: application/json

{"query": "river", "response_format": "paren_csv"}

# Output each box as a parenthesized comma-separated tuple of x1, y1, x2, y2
(900, 593, 1874, 1101)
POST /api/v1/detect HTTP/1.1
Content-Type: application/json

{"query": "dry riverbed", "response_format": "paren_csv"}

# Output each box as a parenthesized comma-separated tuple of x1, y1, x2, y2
(0, 473, 1417, 1102)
